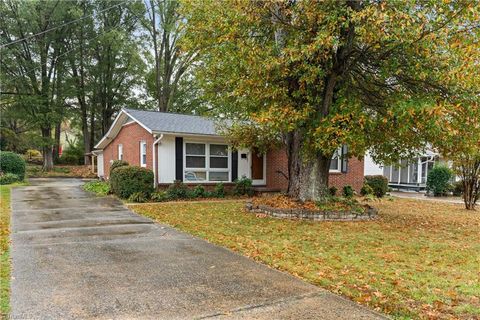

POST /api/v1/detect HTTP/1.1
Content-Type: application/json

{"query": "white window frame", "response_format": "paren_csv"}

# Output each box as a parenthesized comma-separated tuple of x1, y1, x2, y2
(140, 141, 147, 167)
(118, 144, 123, 160)
(183, 141, 231, 183)
(329, 147, 342, 173)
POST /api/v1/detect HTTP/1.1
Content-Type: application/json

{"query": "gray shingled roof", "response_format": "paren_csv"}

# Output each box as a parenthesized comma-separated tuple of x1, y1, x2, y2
(123, 108, 228, 136)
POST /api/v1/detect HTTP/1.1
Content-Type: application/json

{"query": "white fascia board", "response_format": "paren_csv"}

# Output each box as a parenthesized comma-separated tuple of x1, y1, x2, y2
(122, 108, 153, 134)
(94, 110, 129, 149)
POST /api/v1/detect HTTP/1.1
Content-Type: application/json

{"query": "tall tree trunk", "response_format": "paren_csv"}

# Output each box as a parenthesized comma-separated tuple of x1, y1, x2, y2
(53, 122, 61, 163)
(286, 130, 332, 201)
(41, 127, 54, 171)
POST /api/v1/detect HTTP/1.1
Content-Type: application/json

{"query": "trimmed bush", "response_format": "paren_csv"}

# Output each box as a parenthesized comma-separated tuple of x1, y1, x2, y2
(364, 175, 389, 198)
(109, 160, 129, 176)
(328, 186, 337, 196)
(110, 166, 154, 199)
(342, 185, 354, 198)
(360, 184, 374, 196)
(0, 151, 26, 180)
(0, 173, 19, 185)
(234, 177, 253, 196)
(426, 165, 452, 196)
(166, 180, 188, 199)
(214, 182, 225, 198)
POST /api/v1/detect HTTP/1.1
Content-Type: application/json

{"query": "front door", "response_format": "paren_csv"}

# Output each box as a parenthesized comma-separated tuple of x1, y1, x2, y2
(251, 149, 265, 185)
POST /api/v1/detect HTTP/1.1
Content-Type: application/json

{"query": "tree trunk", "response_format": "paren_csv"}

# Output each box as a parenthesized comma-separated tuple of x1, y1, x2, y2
(53, 122, 61, 163)
(462, 160, 480, 210)
(41, 127, 54, 171)
(286, 130, 331, 201)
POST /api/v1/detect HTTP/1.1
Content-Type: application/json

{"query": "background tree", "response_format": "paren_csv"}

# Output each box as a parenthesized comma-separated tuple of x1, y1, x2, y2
(182, 0, 480, 201)
(0, 0, 74, 170)
(141, 0, 198, 112)
(64, 0, 146, 164)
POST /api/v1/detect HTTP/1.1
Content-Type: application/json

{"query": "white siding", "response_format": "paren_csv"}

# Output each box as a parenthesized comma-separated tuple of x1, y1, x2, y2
(237, 148, 251, 179)
(97, 153, 104, 177)
(158, 135, 176, 183)
(364, 152, 383, 176)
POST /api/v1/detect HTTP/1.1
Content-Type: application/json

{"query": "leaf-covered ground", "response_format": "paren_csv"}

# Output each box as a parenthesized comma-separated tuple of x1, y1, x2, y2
(26, 164, 96, 178)
(0, 186, 12, 318)
(131, 198, 480, 320)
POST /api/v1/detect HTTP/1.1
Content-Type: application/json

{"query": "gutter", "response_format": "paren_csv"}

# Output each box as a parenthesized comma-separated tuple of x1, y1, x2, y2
(152, 134, 164, 187)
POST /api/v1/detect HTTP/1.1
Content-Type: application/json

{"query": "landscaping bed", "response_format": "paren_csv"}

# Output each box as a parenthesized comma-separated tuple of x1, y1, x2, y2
(130, 198, 480, 320)
(247, 195, 377, 221)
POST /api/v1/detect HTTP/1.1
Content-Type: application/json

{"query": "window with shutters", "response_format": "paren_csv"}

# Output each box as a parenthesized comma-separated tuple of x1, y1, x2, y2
(184, 142, 230, 182)
(329, 147, 342, 172)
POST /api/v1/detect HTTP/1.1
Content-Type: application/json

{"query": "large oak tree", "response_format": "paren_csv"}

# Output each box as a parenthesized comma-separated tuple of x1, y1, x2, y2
(182, 0, 479, 201)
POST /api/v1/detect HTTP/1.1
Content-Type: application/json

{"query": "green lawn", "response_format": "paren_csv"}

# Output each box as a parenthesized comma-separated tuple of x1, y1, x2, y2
(131, 198, 480, 320)
(0, 186, 12, 319)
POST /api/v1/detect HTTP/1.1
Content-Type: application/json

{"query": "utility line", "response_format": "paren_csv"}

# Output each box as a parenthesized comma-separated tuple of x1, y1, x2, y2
(0, 0, 131, 49)
(1, 23, 125, 94)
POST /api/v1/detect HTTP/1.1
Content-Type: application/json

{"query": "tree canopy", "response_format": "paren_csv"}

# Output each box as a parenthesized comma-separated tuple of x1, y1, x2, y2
(181, 0, 480, 201)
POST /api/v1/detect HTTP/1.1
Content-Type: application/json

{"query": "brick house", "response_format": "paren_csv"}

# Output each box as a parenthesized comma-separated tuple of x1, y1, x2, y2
(94, 108, 364, 192)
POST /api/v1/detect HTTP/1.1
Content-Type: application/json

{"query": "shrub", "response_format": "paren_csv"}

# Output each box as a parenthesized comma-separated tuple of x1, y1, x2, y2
(24, 149, 42, 161)
(128, 192, 148, 203)
(0, 173, 19, 185)
(83, 180, 110, 196)
(166, 180, 188, 199)
(328, 186, 337, 196)
(234, 177, 253, 196)
(214, 182, 226, 198)
(364, 175, 389, 198)
(109, 160, 129, 176)
(58, 143, 84, 165)
(360, 184, 374, 196)
(0, 151, 26, 180)
(151, 191, 170, 202)
(426, 165, 452, 196)
(342, 185, 354, 198)
(451, 180, 464, 196)
(192, 185, 206, 198)
(110, 166, 154, 199)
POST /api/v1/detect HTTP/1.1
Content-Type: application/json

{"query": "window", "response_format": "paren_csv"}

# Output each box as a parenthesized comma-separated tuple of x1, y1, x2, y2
(118, 144, 123, 160)
(184, 142, 230, 182)
(330, 148, 341, 172)
(140, 141, 147, 167)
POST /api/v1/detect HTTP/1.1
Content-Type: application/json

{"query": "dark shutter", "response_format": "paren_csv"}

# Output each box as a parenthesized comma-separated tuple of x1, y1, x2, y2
(341, 145, 348, 173)
(175, 137, 183, 181)
(231, 151, 238, 182)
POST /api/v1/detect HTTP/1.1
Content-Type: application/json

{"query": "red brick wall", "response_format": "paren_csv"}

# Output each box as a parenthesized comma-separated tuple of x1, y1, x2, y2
(328, 157, 364, 193)
(103, 122, 154, 179)
(266, 148, 364, 193)
(266, 148, 289, 190)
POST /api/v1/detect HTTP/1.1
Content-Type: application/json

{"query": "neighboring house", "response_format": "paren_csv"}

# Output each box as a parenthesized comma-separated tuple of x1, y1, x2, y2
(94, 108, 365, 192)
(364, 150, 440, 191)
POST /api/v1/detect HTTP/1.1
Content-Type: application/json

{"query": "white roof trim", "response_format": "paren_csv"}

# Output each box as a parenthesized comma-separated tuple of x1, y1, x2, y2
(94, 109, 153, 150)
(122, 109, 153, 134)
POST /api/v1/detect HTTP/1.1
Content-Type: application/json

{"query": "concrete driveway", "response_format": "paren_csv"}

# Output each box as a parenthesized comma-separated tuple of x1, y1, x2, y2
(10, 178, 386, 319)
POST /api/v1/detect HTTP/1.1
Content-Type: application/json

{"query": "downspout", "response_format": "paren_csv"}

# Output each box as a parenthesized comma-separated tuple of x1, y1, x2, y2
(152, 134, 164, 188)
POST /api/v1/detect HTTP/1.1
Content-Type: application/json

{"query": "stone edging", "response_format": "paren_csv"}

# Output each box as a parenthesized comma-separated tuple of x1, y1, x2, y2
(245, 201, 377, 221)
